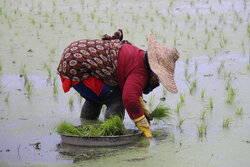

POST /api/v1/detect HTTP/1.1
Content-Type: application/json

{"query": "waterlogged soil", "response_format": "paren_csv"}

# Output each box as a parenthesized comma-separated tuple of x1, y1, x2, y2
(0, 0, 250, 166)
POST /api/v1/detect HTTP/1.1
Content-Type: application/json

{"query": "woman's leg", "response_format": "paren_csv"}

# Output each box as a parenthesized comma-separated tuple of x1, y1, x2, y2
(100, 87, 125, 120)
(80, 100, 103, 120)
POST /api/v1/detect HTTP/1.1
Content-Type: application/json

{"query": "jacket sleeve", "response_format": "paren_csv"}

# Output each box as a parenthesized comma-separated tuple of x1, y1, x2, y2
(122, 71, 148, 120)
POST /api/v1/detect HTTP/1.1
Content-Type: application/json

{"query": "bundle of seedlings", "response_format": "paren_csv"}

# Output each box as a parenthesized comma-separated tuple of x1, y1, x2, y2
(150, 103, 172, 121)
(56, 115, 125, 137)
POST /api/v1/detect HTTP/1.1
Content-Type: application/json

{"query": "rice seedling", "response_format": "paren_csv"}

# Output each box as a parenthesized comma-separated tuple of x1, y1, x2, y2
(204, 124, 208, 136)
(176, 101, 183, 114)
(50, 22, 55, 29)
(185, 57, 189, 65)
(204, 42, 208, 50)
(201, 88, 205, 99)
(226, 86, 236, 103)
(185, 74, 192, 82)
(207, 33, 211, 42)
(20, 64, 26, 75)
(153, 129, 164, 137)
(223, 36, 227, 44)
(56, 116, 125, 136)
(141, 23, 145, 30)
(151, 103, 172, 121)
(200, 110, 206, 120)
(192, 79, 197, 88)
(23, 72, 28, 85)
(177, 119, 185, 128)
(222, 118, 231, 128)
(90, 13, 95, 20)
(43, 63, 51, 79)
(53, 76, 57, 95)
(5, 92, 10, 102)
(162, 87, 167, 97)
(56, 120, 86, 136)
(225, 80, 231, 91)
(69, 96, 74, 109)
(50, 47, 56, 54)
(189, 86, 194, 95)
(209, 97, 213, 109)
(235, 106, 243, 116)
(98, 115, 125, 136)
(76, 13, 80, 22)
(170, 133, 175, 142)
(148, 95, 155, 111)
(189, 79, 197, 95)
(217, 61, 224, 74)
(196, 123, 208, 137)
(29, 17, 35, 25)
(26, 81, 33, 98)
(179, 92, 185, 103)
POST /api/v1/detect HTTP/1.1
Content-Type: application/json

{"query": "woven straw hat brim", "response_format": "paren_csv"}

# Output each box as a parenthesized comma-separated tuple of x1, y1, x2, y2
(147, 32, 179, 93)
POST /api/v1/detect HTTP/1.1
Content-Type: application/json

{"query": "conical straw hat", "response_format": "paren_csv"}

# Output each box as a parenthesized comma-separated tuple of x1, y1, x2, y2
(147, 32, 179, 93)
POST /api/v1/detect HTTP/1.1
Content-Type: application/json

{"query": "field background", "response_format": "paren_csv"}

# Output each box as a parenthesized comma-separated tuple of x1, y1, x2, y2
(0, 0, 249, 166)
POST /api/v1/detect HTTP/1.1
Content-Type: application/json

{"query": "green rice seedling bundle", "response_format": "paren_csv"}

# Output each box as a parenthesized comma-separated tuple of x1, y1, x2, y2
(98, 115, 125, 136)
(56, 121, 85, 136)
(56, 116, 125, 137)
(151, 103, 172, 121)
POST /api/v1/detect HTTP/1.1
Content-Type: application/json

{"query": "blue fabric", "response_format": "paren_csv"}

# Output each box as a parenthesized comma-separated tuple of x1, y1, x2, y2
(73, 81, 110, 101)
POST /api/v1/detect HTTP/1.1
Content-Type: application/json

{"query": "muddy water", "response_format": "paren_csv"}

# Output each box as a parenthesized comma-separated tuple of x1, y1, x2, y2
(0, 0, 249, 166)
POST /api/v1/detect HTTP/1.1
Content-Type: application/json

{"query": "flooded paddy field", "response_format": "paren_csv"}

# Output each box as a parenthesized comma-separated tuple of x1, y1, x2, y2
(0, 0, 249, 166)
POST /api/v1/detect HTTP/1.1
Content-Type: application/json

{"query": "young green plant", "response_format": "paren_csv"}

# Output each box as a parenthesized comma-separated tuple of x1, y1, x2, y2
(44, 63, 51, 79)
(189, 79, 197, 95)
(179, 92, 185, 103)
(177, 119, 185, 129)
(176, 101, 183, 114)
(201, 88, 205, 99)
(226, 86, 236, 103)
(222, 118, 231, 128)
(200, 110, 206, 120)
(53, 76, 57, 95)
(26, 81, 33, 98)
(150, 103, 172, 121)
(235, 106, 243, 115)
(196, 123, 208, 137)
(5, 92, 10, 102)
(209, 97, 213, 109)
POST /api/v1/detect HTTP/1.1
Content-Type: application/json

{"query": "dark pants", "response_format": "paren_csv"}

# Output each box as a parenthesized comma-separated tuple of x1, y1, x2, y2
(79, 87, 125, 120)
